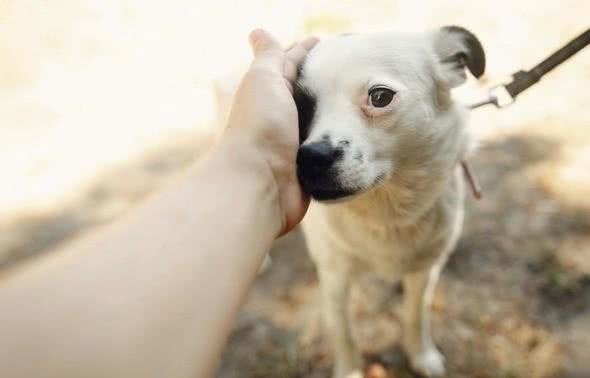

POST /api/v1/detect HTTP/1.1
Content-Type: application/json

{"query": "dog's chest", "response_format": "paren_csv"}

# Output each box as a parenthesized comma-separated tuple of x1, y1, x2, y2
(335, 207, 444, 278)
(304, 199, 450, 280)
(303, 172, 464, 280)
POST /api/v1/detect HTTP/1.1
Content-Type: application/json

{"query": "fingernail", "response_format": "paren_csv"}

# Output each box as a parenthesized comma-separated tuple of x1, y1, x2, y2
(249, 28, 266, 47)
(307, 36, 320, 47)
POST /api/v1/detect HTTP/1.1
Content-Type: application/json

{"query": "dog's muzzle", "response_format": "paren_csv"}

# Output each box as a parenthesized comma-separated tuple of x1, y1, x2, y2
(297, 142, 354, 201)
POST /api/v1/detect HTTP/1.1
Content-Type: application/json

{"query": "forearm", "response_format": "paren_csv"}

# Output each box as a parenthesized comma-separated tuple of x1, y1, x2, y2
(0, 137, 281, 378)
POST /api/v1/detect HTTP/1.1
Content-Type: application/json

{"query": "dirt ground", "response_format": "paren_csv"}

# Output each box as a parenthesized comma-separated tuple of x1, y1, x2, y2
(1, 1, 589, 377)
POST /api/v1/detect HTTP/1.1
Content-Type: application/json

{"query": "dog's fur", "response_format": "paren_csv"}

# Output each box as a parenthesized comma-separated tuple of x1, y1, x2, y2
(295, 27, 485, 377)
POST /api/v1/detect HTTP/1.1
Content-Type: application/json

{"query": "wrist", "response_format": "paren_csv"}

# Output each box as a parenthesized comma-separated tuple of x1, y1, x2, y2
(203, 130, 284, 236)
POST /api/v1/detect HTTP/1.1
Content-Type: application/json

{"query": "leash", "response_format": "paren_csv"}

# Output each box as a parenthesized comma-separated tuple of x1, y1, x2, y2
(462, 27, 590, 199)
(469, 27, 590, 110)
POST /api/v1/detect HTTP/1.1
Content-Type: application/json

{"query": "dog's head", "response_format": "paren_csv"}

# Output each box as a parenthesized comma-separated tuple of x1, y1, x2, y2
(295, 26, 485, 201)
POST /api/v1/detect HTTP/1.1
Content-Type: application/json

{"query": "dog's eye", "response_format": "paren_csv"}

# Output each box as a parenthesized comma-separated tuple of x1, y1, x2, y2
(368, 87, 395, 108)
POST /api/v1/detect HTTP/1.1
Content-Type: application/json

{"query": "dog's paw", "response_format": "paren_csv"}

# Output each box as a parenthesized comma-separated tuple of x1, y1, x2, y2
(408, 347, 446, 377)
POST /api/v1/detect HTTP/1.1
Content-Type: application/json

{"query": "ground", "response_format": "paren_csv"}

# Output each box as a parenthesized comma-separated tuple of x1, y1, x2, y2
(1, 1, 589, 377)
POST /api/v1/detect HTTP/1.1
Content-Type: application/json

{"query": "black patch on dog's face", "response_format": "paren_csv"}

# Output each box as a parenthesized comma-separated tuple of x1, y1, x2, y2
(293, 83, 316, 143)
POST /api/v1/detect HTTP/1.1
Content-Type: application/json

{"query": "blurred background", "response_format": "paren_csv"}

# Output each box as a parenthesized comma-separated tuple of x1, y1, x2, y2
(1, 1, 588, 377)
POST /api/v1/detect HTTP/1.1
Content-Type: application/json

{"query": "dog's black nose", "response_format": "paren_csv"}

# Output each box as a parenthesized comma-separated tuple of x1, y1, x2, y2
(297, 142, 340, 170)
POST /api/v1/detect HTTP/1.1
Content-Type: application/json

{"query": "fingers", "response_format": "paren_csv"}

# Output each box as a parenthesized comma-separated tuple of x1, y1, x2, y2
(284, 37, 319, 82)
(288, 37, 319, 62)
(249, 29, 284, 73)
(248, 29, 318, 93)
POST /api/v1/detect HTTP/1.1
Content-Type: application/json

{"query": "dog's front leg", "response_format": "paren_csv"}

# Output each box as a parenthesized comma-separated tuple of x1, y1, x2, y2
(318, 265, 363, 378)
(401, 266, 446, 377)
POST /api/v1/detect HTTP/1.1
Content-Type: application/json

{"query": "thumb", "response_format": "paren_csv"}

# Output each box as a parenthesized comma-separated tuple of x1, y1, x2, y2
(249, 29, 284, 72)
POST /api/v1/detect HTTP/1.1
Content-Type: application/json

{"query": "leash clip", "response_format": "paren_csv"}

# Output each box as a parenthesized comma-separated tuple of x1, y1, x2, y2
(468, 84, 514, 110)
(488, 85, 514, 108)
(469, 28, 589, 111)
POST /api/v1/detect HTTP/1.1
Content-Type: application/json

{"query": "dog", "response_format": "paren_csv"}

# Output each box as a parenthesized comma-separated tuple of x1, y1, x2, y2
(295, 26, 485, 377)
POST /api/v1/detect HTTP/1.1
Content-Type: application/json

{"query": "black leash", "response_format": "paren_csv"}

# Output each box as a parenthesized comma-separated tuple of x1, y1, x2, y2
(469, 27, 590, 109)
(463, 27, 589, 200)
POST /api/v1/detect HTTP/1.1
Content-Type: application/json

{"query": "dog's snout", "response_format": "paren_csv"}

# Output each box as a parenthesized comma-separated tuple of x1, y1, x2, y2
(297, 142, 341, 170)
(297, 141, 351, 200)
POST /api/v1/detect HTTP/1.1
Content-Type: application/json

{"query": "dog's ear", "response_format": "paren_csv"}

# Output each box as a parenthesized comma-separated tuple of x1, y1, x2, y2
(433, 26, 485, 87)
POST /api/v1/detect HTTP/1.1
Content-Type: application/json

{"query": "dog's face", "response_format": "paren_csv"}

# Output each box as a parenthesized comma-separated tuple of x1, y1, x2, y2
(295, 27, 485, 201)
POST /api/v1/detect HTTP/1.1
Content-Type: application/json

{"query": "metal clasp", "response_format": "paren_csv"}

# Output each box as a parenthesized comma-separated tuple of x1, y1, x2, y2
(468, 84, 515, 110)
(489, 85, 514, 108)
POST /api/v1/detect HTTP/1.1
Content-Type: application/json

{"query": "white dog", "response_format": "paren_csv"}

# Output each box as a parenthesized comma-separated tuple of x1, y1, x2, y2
(295, 26, 485, 377)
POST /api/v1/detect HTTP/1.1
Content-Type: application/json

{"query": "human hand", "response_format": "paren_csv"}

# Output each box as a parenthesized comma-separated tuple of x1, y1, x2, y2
(223, 29, 318, 236)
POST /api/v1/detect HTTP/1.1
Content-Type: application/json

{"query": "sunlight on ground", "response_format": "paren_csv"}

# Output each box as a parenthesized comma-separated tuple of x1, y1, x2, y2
(0, 0, 303, 215)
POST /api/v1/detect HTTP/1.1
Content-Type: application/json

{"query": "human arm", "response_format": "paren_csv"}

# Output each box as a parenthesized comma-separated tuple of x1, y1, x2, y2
(0, 30, 316, 378)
